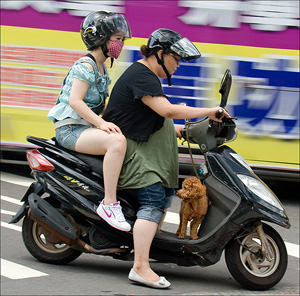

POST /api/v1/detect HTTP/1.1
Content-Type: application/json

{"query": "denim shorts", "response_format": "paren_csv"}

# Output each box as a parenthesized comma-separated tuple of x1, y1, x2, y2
(56, 124, 90, 150)
(128, 183, 175, 224)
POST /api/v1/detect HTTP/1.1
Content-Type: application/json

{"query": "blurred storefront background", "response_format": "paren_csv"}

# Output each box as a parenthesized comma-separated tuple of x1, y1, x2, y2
(1, 0, 299, 180)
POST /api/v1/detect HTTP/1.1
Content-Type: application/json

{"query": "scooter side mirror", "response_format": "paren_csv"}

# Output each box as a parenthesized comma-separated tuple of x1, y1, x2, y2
(219, 69, 232, 108)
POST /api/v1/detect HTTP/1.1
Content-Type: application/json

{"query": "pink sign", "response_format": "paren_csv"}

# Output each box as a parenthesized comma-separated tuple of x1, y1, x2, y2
(1, 0, 299, 50)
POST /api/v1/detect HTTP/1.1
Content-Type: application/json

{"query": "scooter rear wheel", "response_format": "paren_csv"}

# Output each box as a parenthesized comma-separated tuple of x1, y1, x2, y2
(22, 215, 82, 265)
(225, 223, 288, 290)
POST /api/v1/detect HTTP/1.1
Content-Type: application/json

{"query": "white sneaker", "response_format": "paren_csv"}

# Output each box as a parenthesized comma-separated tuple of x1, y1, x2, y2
(96, 200, 131, 232)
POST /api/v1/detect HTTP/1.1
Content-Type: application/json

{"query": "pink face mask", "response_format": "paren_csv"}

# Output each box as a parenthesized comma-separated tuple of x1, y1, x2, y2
(108, 40, 124, 59)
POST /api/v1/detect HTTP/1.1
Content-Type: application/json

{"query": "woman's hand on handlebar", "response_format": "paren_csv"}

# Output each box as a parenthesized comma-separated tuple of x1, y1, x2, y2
(207, 107, 230, 122)
(174, 125, 184, 139)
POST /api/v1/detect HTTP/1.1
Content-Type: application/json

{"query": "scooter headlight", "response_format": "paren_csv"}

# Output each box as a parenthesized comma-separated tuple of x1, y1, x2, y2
(230, 153, 253, 172)
(237, 174, 284, 211)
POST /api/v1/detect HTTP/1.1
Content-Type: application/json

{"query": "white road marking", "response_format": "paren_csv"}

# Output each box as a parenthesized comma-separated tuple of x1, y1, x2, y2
(165, 211, 179, 224)
(1, 258, 48, 279)
(1, 221, 21, 232)
(1, 209, 16, 216)
(1, 172, 33, 187)
(284, 242, 299, 258)
(1, 195, 22, 205)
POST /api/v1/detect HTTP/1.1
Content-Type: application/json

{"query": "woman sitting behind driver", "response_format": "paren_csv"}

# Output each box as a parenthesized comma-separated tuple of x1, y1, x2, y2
(47, 11, 132, 232)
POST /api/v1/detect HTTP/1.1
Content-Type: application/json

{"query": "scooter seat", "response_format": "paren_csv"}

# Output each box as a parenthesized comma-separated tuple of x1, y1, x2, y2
(27, 136, 100, 174)
(71, 151, 104, 176)
(52, 137, 104, 176)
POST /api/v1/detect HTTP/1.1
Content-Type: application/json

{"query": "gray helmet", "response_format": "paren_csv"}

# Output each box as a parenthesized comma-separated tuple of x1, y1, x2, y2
(147, 28, 201, 62)
(80, 11, 131, 50)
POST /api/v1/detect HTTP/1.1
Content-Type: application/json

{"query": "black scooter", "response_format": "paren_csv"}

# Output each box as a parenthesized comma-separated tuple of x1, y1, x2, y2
(10, 70, 290, 290)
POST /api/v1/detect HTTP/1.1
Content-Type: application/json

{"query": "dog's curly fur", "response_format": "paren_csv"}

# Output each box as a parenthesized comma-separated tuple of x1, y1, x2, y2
(176, 177, 209, 240)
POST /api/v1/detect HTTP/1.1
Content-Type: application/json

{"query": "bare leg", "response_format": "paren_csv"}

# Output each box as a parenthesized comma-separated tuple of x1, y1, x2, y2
(101, 136, 126, 205)
(75, 128, 126, 204)
(132, 219, 160, 282)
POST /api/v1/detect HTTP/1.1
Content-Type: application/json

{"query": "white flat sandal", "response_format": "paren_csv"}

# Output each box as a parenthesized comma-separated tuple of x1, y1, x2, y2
(128, 269, 171, 289)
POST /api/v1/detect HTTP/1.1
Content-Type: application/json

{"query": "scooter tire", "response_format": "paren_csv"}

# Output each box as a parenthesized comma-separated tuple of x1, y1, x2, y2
(22, 215, 82, 265)
(225, 223, 288, 290)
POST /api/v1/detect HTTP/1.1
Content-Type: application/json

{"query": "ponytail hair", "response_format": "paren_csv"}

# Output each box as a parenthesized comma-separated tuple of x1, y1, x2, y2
(140, 45, 152, 58)
(140, 45, 161, 58)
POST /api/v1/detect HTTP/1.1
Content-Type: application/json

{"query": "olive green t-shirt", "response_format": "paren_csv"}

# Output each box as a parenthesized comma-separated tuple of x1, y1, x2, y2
(118, 118, 179, 190)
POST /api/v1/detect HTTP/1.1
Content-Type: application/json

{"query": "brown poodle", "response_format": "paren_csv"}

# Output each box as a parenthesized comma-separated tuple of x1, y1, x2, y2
(176, 177, 209, 240)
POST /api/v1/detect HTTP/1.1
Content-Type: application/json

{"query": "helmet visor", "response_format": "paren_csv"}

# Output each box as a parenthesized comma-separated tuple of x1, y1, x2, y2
(103, 14, 132, 39)
(170, 37, 201, 62)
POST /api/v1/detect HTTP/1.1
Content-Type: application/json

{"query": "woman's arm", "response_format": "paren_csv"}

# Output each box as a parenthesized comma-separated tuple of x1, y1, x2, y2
(141, 95, 230, 122)
(69, 77, 121, 133)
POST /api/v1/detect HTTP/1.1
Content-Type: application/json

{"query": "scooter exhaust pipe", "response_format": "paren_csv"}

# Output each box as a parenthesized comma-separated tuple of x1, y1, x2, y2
(75, 239, 128, 255)
(27, 209, 127, 255)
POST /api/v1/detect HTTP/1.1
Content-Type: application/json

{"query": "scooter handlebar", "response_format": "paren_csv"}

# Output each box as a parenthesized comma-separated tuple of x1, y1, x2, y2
(216, 108, 224, 119)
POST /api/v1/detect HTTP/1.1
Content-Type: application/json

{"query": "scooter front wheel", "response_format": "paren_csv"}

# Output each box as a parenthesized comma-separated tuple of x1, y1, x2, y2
(22, 215, 82, 265)
(225, 223, 288, 290)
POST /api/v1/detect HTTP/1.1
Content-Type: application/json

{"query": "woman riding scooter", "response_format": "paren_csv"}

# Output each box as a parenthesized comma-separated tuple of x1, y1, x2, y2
(103, 28, 230, 288)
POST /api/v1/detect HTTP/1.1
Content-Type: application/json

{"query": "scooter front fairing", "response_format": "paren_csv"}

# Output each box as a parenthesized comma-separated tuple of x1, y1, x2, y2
(204, 145, 290, 229)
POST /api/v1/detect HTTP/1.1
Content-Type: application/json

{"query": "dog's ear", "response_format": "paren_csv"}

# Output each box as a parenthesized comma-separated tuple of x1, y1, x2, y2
(193, 181, 207, 197)
(198, 184, 207, 197)
(189, 183, 200, 198)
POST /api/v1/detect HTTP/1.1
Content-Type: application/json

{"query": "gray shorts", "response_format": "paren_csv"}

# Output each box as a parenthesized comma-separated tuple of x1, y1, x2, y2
(56, 124, 90, 150)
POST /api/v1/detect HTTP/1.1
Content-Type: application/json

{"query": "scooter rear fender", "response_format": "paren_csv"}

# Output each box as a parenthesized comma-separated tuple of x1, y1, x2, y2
(9, 182, 44, 224)
(9, 203, 28, 224)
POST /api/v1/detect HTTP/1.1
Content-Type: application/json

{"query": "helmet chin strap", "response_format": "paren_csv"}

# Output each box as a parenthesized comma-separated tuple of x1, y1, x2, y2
(101, 43, 114, 68)
(154, 52, 172, 86)
(102, 43, 109, 58)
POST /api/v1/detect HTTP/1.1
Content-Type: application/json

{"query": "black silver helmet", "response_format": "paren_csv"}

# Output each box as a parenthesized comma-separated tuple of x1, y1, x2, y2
(147, 28, 201, 86)
(80, 11, 131, 50)
(147, 28, 201, 62)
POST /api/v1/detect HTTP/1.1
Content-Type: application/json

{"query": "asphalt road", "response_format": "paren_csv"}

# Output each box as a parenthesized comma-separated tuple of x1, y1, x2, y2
(1, 164, 299, 296)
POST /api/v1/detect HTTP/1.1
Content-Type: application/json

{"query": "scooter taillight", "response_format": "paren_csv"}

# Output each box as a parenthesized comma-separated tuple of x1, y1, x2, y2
(26, 150, 54, 171)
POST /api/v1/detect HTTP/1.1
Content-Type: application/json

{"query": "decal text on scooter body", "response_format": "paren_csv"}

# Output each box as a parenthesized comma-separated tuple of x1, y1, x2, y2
(63, 175, 90, 192)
